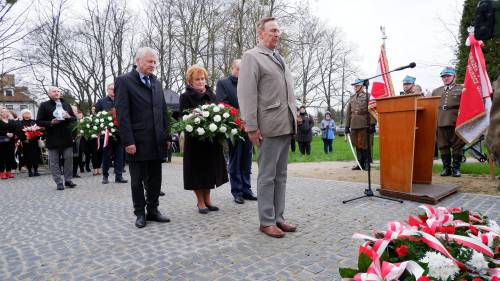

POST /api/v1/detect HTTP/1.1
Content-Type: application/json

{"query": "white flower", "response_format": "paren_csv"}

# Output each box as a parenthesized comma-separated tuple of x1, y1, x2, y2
(109, 122, 114, 127)
(223, 112, 230, 118)
(419, 252, 459, 281)
(219, 126, 227, 133)
(467, 251, 489, 271)
(213, 115, 221, 122)
(108, 116, 112, 121)
(218, 103, 225, 108)
(86, 124, 91, 128)
(101, 130, 106, 135)
(100, 118, 104, 122)
(91, 134, 97, 138)
(100, 123, 104, 128)
(79, 130, 84, 134)
(213, 106, 220, 113)
(202, 111, 210, 118)
(93, 126, 98, 130)
(194, 117, 201, 124)
(111, 128, 116, 132)
(196, 127, 205, 135)
(231, 128, 238, 135)
(201, 104, 209, 110)
(182, 115, 189, 121)
(79, 119, 84, 123)
(208, 123, 217, 132)
(185, 124, 193, 132)
(96, 112, 102, 116)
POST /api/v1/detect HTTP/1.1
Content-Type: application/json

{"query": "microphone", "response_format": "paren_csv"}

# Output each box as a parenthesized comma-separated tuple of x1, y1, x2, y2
(394, 62, 416, 71)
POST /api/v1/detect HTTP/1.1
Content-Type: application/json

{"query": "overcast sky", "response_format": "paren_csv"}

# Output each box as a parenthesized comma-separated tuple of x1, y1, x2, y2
(310, 0, 465, 95)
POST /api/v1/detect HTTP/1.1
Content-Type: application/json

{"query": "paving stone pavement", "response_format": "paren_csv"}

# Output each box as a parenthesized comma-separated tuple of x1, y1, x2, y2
(0, 163, 498, 281)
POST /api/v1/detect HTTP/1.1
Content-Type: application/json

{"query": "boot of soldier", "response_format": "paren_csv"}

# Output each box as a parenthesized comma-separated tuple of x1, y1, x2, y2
(452, 155, 462, 177)
(440, 154, 452, 177)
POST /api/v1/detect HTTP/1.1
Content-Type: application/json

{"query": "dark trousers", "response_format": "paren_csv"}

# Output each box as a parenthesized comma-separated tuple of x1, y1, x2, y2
(102, 139, 124, 178)
(87, 139, 102, 169)
(298, 141, 311, 155)
(129, 160, 162, 216)
(290, 138, 296, 152)
(322, 138, 333, 154)
(437, 126, 465, 158)
(0, 142, 15, 172)
(228, 137, 253, 198)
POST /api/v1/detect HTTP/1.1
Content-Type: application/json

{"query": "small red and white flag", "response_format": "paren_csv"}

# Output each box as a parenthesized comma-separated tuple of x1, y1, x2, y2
(369, 43, 396, 118)
(455, 34, 492, 144)
(103, 128, 110, 148)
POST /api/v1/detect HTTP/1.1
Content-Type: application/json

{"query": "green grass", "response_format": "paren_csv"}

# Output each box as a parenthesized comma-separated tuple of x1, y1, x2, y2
(432, 163, 500, 175)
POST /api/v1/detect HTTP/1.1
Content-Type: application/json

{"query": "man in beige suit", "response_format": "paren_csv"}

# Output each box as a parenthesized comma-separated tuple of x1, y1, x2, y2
(237, 17, 297, 238)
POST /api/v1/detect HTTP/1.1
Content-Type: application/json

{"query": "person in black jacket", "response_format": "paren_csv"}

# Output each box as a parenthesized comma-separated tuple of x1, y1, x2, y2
(36, 86, 77, 190)
(296, 105, 314, 155)
(19, 109, 41, 177)
(216, 59, 256, 205)
(95, 83, 127, 184)
(115, 47, 171, 228)
(0, 107, 17, 179)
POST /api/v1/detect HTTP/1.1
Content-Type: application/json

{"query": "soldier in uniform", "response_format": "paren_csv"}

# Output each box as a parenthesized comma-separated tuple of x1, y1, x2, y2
(400, 75, 417, 95)
(431, 66, 464, 177)
(345, 79, 377, 170)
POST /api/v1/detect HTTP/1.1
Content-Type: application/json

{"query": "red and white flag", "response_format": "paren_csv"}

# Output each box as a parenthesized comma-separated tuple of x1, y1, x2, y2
(103, 128, 110, 148)
(455, 34, 492, 144)
(369, 43, 396, 117)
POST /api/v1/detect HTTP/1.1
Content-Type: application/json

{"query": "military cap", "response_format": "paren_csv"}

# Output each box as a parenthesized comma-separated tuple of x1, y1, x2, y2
(402, 75, 416, 84)
(440, 67, 456, 77)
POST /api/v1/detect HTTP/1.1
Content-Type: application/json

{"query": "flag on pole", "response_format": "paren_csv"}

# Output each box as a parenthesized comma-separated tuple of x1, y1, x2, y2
(455, 34, 492, 144)
(369, 43, 396, 118)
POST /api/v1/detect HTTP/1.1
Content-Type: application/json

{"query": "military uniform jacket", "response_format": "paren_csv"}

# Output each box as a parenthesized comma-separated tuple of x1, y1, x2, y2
(431, 84, 463, 127)
(345, 92, 376, 129)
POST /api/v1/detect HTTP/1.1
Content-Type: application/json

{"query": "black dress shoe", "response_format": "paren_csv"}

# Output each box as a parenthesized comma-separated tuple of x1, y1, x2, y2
(159, 191, 165, 196)
(115, 177, 127, 183)
(242, 193, 258, 201)
(351, 165, 361, 170)
(234, 196, 244, 204)
(197, 206, 209, 214)
(65, 181, 77, 188)
(206, 204, 219, 211)
(33, 172, 40, 177)
(73, 174, 81, 178)
(146, 211, 171, 222)
(56, 184, 64, 190)
(135, 215, 146, 228)
(102, 176, 109, 184)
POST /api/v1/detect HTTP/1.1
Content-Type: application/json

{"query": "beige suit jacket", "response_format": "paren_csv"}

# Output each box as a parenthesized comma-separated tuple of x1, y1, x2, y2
(237, 44, 296, 137)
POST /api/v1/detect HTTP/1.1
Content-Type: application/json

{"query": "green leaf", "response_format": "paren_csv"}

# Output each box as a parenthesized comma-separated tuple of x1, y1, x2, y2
(339, 267, 359, 278)
(358, 252, 372, 272)
(453, 211, 470, 223)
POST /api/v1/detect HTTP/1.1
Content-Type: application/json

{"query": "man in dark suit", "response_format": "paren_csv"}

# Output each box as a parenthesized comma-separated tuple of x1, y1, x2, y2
(115, 47, 171, 228)
(216, 59, 257, 205)
(95, 83, 127, 185)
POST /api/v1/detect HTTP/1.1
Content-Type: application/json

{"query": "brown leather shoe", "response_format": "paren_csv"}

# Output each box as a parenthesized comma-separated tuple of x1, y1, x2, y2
(277, 222, 297, 232)
(259, 225, 285, 238)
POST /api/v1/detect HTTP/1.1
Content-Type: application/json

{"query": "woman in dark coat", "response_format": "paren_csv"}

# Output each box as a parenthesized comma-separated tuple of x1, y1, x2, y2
(296, 105, 314, 155)
(0, 107, 17, 179)
(19, 109, 42, 177)
(180, 65, 228, 214)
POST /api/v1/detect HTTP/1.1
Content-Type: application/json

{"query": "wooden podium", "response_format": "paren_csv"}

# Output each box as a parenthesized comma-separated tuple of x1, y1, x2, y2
(376, 94, 458, 204)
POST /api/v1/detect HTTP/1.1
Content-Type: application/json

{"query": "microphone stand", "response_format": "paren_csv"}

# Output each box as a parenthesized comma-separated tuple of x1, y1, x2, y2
(342, 65, 413, 204)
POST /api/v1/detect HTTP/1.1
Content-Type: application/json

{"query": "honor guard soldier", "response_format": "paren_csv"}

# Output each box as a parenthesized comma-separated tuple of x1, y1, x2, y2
(400, 75, 417, 95)
(432, 67, 464, 177)
(345, 79, 377, 170)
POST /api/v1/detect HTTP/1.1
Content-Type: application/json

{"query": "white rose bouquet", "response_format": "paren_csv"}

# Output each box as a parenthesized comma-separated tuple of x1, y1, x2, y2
(73, 110, 119, 141)
(173, 103, 244, 143)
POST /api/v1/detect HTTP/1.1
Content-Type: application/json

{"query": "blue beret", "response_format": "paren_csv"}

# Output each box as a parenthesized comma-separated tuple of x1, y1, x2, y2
(351, 79, 364, 86)
(402, 75, 416, 84)
(440, 67, 456, 77)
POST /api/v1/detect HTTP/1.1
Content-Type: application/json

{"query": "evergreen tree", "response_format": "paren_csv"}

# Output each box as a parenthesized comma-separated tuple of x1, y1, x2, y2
(456, 0, 500, 83)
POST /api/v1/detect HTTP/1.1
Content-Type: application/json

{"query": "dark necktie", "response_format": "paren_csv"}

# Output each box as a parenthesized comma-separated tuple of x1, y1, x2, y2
(273, 52, 285, 68)
(144, 76, 151, 88)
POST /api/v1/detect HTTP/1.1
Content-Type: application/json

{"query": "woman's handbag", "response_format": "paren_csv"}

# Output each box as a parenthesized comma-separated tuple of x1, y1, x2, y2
(38, 139, 46, 149)
(327, 127, 334, 140)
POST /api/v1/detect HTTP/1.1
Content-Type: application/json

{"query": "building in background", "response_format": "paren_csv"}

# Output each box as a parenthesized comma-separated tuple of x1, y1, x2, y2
(0, 74, 38, 118)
